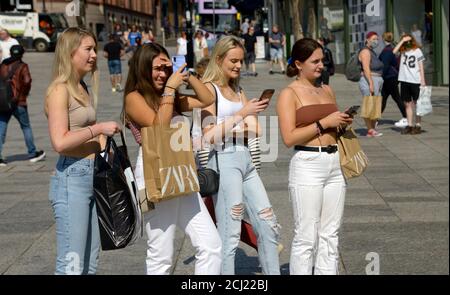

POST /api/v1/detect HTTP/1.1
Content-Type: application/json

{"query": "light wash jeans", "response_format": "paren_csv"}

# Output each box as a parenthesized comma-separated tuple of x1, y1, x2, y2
(207, 145, 280, 275)
(288, 148, 346, 275)
(135, 148, 222, 275)
(0, 106, 37, 159)
(48, 156, 100, 275)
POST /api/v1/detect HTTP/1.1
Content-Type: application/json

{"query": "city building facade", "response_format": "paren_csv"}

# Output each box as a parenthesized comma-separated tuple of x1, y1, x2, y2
(31, 0, 160, 40)
(273, 0, 448, 86)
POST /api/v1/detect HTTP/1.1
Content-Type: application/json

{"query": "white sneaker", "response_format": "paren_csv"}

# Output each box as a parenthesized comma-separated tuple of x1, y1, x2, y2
(395, 118, 408, 128)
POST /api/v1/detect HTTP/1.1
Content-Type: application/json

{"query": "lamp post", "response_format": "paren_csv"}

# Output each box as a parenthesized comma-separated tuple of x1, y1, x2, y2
(185, 0, 194, 69)
(42, 0, 47, 12)
(213, 0, 215, 36)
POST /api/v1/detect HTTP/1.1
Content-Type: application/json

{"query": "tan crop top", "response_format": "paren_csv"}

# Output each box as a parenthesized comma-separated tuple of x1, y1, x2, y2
(68, 95, 96, 130)
(289, 86, 338, 133)
(296, 104, 338, 133)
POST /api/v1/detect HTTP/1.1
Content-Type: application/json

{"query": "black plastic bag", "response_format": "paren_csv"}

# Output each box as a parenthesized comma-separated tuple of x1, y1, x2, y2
(93, 131, 142, 250)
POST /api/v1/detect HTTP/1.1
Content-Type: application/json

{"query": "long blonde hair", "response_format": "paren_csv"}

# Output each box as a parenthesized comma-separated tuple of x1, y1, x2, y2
(202, 35, 245, 89)
(46, 27, 99, 108)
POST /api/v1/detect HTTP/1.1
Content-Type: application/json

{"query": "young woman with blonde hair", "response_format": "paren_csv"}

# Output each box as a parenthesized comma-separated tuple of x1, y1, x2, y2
(45, 27, 121, 274)
(201, 35, 280, 275)
(123, 42, 221, 275)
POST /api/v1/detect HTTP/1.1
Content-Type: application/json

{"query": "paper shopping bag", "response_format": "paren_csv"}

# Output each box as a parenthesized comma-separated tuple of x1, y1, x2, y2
(337, 127, 369, 179)
(141, 123, 200, 203)
(361, 95, 382, 120)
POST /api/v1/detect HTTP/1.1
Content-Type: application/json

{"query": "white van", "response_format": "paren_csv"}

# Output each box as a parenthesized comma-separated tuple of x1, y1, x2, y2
(0, 12, 68, 52)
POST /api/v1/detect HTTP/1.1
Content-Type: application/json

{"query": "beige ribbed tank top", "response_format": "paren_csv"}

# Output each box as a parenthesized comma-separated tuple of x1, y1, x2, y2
(68, 95, 96, 130)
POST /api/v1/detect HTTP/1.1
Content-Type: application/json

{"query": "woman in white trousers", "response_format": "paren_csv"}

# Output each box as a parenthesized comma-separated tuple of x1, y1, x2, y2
(277, 38, 353, 275)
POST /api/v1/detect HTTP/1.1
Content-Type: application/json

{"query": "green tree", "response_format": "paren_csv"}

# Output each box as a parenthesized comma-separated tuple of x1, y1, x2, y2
(291, 0, 304, 41)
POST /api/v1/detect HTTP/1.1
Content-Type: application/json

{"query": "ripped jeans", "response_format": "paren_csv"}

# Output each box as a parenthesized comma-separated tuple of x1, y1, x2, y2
(208, 145, 280, 275)
(288, 149, 346, 275)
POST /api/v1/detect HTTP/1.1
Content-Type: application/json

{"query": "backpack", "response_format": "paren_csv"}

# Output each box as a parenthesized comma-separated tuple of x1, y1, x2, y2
(345, 50, 362, 82)
(0, 62, 22, 113)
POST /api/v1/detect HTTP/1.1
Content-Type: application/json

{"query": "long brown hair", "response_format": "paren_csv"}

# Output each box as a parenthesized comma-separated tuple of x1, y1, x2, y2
(399, 34, 419, 53)
(122, 42, 173, 122)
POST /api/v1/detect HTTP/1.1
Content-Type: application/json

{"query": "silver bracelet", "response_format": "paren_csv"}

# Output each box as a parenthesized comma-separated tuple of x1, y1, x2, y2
(161, 92, 176, 98)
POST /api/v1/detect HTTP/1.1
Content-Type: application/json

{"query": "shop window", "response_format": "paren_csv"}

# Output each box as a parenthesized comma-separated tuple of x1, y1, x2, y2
(319, 0, 345, 64)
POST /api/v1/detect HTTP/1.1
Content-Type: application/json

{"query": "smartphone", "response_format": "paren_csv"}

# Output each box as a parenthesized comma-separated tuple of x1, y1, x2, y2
(345, 105, 360, 116)
(172, 55, 186, 73)
(259, 89, 275, 102)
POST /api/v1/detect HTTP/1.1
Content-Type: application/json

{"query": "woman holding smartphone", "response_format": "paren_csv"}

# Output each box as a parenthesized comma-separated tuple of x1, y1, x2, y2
(201, 36, 281, 275)
(277, 38, 352, 275)
(123, 42, 221, 275)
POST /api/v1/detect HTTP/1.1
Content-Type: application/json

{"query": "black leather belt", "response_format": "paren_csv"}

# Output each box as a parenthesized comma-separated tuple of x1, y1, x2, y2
(294, 145, 338, 154)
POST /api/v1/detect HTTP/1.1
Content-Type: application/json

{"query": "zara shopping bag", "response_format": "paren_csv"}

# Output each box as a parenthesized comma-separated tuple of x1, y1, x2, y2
(416, 86, 433, 116)
(93, 131, 142, 250)
(141, 122, 200, 203)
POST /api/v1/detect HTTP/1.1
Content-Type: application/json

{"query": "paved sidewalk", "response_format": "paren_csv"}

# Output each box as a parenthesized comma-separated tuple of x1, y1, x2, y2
(0, 49, 448, 275)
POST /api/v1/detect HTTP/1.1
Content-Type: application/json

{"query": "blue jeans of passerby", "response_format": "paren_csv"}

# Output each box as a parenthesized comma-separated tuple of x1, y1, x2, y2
(0, 106, 37, 159)
(48, 155, 100, 275)
(207, 145, 280, 275)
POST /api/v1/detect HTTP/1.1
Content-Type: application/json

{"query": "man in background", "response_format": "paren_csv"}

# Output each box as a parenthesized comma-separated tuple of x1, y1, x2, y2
(0, 28, 19, 62)
(269, 25, 286, 75)
(104, 34, 125, 92)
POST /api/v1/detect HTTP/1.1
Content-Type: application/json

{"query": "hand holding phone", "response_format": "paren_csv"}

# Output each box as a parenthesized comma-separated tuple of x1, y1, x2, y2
(259, 89, 275, 102)
(345, 105, 360, 116)
(172, 55, 187, 73)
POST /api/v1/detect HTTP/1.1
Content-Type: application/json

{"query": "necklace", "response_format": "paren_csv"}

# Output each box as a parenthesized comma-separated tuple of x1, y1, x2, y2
(295, 78, 322, 95)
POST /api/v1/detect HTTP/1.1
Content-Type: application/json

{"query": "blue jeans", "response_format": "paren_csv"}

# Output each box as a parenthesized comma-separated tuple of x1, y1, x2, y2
(0, 106, 37, 159)
(207, 145, 280, 275)
(48, 156, 100, 275)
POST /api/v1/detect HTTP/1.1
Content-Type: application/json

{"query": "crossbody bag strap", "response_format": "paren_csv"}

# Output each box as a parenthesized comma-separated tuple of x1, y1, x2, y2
(212, 82, 220, 174)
